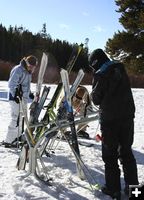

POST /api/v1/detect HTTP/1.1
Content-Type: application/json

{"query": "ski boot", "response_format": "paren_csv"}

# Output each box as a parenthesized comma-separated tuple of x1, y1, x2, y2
(77, 130, 89, 139)
(101, 185, 121, 200)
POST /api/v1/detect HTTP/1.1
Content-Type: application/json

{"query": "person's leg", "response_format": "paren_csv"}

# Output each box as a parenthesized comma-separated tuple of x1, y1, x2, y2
(101, 121, 121, 194)
(77, 104, 89, 138)
(5, 101, 27, 144)
(5, 101, 20, 143)
(102, 144, 121, 192)
(118, 119, 139, 193)
(77, 123, 87, 132)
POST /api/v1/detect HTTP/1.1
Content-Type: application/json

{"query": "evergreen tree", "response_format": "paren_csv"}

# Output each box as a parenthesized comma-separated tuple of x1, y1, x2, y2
(106, 0, 144, 74)
(40, 23, 47, 39)
(0, 23, 89, 80)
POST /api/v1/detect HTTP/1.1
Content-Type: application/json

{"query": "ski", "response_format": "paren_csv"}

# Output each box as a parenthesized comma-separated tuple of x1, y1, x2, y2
(57, 68, 85, 120)
(16, 144, 28, 170)
(60, 68, 85, 179)
(60, 69, 101, 189)
(16, 98, 35, 170)
(29, 52, 49, 123)
(70, 69, 85, 97)
(55, 135, 95, 147)
(78, 131, 102, 147)
(29, 86, 50, 125)
(43, 44, 83, 123)
(78, 141, 95, 147)
(36, 52, 48, 99)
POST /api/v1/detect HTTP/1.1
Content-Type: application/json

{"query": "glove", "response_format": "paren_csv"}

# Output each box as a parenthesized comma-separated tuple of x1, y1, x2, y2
(14, 85, 23, 103)
(29, 92, 34, 100)
(14, 95, 20, 104)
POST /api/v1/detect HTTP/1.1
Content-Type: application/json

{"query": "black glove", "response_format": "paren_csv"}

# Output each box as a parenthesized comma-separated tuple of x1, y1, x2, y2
(14, 84, 23, 104)
(29, 92, 34, 100)
(14, 95, 20, 104)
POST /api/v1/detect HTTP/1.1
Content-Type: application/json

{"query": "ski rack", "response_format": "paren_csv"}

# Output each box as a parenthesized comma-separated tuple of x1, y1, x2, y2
(19, 103, 99, 184)
(16, 47, 87, 184)
(16, 48, 100, 185)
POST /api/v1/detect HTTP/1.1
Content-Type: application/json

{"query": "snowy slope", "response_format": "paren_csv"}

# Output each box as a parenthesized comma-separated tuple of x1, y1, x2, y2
(0, 81, 144, 200)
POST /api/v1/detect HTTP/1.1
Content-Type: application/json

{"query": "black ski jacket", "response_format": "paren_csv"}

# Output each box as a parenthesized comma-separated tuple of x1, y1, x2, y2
(91, 61, 135, 121)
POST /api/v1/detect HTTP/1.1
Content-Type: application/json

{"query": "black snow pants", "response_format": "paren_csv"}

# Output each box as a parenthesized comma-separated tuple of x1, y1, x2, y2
(101, 118, 139, 192)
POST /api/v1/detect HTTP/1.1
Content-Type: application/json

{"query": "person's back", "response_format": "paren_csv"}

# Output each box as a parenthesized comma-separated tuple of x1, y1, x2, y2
(92, 61, 135, 121)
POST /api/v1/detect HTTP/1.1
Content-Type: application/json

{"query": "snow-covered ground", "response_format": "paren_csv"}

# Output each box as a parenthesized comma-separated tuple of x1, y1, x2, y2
(0, 81, 144, 200)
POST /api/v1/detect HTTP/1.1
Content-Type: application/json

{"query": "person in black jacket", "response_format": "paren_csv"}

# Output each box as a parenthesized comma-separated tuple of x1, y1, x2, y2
(89, 49, 138, 200)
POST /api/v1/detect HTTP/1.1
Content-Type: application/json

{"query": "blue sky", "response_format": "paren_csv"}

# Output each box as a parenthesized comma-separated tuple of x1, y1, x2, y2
(0, 0, 123, 52)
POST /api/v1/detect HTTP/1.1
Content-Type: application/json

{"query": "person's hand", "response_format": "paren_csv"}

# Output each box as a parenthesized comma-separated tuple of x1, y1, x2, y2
(14, 85, 23, 103)
(14, 95, 20, 104)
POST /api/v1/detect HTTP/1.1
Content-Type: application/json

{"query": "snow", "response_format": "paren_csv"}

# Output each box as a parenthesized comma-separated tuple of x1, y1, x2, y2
(0, 81, 144, 200)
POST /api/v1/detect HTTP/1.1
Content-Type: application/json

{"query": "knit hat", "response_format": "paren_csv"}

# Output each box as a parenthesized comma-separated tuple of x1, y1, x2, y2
(89, 48, 110, 71)
(25, 55, 38, 67)
(75, 86, 86, 100)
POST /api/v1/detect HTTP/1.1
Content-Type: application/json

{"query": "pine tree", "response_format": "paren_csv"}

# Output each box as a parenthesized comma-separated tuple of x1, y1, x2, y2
(106, 0, 144, 74)
(0, 23, 89, 80)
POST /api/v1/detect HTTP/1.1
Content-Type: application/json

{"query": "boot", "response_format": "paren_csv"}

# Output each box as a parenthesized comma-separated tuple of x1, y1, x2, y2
(124, 184, 129, 196)
(101, 185, 121, 200)
(77, 130, 89, 139)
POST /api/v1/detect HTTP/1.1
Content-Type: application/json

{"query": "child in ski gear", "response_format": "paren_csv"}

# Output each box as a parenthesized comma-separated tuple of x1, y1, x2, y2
(72, 85, 91, 138)
(89, 48, 139, 199)
(3, 55, 38, 147)
(57, 85, 92, 139)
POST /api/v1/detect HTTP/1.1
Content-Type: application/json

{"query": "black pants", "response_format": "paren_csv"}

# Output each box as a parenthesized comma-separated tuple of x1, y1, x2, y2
(101, 118, 138, 192)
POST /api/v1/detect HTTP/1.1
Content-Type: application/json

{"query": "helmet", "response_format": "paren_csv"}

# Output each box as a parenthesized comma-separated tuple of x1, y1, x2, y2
(89, 48, 110, 71)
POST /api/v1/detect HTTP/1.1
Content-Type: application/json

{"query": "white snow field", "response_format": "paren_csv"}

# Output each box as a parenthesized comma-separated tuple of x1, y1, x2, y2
(0, 81, 144, 200)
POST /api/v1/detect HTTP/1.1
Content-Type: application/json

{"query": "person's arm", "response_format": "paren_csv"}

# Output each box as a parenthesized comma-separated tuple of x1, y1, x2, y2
(8, 67, 22, 97)
(91, 74, 107, 105)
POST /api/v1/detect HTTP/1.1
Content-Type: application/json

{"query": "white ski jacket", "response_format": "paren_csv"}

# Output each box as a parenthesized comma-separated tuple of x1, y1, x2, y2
(8, 63, 32, 102)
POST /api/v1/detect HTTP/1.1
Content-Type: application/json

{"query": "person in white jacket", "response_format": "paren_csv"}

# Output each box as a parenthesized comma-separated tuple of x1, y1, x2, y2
(3, 55, 38, 148)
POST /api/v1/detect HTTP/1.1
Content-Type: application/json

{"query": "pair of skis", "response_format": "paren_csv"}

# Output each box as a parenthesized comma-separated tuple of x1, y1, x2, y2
(29, 52, 49, 124)
(60, 68, 84, 178)
(60, 69, 101, 191)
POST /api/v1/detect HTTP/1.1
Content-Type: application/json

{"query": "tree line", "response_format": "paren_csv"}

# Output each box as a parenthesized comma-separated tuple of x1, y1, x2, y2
(0, 0, 144, 82)
(0, 23, 89, 75)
